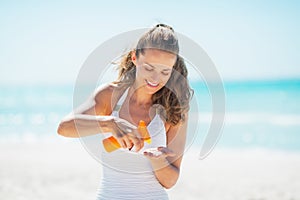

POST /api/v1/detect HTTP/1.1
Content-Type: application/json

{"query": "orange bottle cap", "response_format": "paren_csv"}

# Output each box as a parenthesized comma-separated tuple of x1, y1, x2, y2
(139, 120, 146, 127)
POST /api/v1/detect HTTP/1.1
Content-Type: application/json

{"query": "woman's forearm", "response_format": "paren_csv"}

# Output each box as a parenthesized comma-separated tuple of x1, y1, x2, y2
(57, 114, 114, 138)
(150, 158, 180, 189)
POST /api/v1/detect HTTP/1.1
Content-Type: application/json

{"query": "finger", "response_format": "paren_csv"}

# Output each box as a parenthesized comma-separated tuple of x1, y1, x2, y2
(157, 147, 176, 157)
(122, 135, 132, 149)
(113, 124, 130, 149)
(128, 141, 134, 151)
(126, 130, 144, 149)
(143, 151, 154, 157)
(144, 151, 164, 159)
(130, 136, 144, 152)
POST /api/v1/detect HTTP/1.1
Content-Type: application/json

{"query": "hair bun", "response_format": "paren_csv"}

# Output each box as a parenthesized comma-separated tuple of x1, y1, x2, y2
(155, 23, 174, 32)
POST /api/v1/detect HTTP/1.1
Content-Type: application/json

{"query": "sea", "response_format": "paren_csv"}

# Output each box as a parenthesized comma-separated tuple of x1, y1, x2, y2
(1, 79, 300, 152)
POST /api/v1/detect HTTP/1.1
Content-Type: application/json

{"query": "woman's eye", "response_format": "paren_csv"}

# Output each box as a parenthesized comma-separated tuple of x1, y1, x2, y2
(162, 72, 170, 76)
(145, 67, 153, 71)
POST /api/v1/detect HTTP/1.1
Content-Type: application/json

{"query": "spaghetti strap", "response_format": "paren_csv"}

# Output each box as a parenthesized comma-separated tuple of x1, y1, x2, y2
(113, 87, 130, 113)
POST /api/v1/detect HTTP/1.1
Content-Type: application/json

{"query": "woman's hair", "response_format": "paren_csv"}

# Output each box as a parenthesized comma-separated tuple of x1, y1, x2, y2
(114, 24, 193, 126)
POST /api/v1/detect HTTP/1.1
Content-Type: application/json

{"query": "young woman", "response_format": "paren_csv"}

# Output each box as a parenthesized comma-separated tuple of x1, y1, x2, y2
(57, 24, 193, 200)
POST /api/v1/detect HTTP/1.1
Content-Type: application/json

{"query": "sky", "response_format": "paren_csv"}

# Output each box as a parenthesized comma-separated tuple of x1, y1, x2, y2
(0, 0, 299, 84)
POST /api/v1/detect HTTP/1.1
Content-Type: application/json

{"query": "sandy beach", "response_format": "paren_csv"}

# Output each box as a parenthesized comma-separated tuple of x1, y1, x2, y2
(1, 139, 300, 200)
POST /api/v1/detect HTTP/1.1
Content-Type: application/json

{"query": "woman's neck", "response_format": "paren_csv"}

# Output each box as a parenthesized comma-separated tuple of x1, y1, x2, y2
(129, 84, 153, 107)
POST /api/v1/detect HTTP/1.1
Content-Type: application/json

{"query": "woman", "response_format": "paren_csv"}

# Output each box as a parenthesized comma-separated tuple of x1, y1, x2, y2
(57, 24, 193, 200)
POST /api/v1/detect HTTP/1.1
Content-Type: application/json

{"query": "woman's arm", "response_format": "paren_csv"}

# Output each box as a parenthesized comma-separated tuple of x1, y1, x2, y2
(57, 114, 115, 138)
(57, 84, 115, 137)
(57, 83, 144, 151)
(144, 113, 188, 189)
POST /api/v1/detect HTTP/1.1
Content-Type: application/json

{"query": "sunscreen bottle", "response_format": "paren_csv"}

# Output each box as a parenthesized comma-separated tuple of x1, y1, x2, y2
(103, 120, 151, 153)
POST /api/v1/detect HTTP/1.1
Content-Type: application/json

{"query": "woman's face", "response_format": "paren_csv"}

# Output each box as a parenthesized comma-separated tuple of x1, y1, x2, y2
(132, 49, 177, 94)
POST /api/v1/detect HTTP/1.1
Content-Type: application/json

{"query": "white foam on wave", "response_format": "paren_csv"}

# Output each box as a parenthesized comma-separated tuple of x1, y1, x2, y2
(0, 113, 25, 125)
(0, 130, 77, 145)
(0, 96, 18, 107)
(189, 112, 300, 126)
(29, 113, 46, 125)
(0, 112, 63, 126)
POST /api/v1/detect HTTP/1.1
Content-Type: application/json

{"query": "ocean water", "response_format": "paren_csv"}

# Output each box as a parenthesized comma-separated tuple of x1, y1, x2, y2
(0, 79, 300, 151)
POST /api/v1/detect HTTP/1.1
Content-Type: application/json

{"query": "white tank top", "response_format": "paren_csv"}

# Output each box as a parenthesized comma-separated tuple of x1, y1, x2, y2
(96, 87, 169, 200)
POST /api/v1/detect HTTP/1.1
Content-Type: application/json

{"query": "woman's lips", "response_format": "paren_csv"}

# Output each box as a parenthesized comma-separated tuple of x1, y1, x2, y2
(146, 80, 159, 88)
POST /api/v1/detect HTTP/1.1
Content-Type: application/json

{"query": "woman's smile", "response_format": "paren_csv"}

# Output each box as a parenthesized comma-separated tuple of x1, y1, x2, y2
(145, 79, 159, 88)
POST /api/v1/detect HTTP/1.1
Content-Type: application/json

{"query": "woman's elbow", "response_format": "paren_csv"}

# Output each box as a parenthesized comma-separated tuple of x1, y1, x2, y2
(57, 120, 78, 138)
(162, 174, 179, 189)
(163, 185, 173, 190)
(57, 122, 66, 136)
(163, 180, 178, 189)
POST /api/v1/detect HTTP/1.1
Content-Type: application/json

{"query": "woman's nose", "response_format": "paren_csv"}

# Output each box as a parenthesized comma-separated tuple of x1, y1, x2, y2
(150, 71, 160, 82)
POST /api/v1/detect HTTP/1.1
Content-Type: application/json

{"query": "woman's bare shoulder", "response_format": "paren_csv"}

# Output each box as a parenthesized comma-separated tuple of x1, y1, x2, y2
(93, 82, 127, 113)
(94, 82, 124, 100)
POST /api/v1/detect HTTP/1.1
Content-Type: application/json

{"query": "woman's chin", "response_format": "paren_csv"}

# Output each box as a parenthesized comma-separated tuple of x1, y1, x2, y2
(145, 85, 162, 94)
(134, 81, 162, 94)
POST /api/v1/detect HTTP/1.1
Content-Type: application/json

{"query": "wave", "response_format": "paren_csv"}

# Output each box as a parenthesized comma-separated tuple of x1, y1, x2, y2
(190, 112, 300, 126)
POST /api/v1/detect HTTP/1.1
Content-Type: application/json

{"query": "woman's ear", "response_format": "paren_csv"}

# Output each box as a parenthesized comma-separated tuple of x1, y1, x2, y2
(131, 51, 137, 66)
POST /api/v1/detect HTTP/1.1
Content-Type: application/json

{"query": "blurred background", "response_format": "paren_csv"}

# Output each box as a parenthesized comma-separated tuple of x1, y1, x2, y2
(1, 1, 300, 200)
(1, 0, 299, 150)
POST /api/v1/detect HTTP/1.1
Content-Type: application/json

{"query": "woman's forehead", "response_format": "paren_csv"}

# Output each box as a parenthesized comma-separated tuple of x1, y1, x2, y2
(138, 49, 177, 68)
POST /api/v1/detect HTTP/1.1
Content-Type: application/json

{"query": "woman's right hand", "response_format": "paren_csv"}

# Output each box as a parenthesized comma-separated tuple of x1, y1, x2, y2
(109, 117, 144, 152)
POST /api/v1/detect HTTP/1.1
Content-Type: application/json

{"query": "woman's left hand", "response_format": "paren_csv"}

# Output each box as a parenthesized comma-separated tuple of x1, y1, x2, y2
(143, 147, 176, 160)
(143, 147, 176, 170)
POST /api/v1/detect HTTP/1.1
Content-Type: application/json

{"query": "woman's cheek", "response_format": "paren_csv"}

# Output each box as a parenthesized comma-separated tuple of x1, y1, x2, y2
(162, 75, 171, 85)
(136, 68, 146, 82)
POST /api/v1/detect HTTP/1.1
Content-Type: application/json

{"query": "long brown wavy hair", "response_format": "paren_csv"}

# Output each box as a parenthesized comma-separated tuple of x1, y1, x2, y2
(114, 24, 193, 126)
